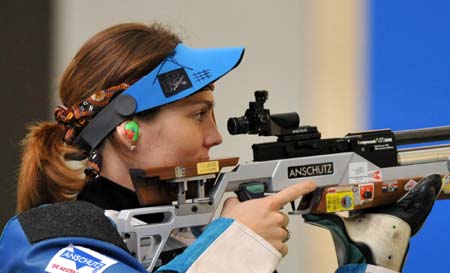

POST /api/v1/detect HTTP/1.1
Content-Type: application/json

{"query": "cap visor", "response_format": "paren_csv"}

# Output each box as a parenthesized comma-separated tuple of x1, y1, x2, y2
(123, 43, 245, 113)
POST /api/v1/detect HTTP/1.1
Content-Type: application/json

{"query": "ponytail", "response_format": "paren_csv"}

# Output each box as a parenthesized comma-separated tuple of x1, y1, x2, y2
(16, 122, 87, 212)
(16, 23, 182, 212)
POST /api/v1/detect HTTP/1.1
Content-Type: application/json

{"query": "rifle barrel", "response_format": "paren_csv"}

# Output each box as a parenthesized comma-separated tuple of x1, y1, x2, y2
(395, 125, 450, 145)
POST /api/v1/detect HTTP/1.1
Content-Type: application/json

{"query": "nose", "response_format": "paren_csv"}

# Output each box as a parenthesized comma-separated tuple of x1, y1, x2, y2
(204, 121, 223, 148)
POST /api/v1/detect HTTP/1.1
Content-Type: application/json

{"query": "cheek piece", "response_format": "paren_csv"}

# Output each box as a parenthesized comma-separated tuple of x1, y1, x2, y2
(124, 120, 140, 151)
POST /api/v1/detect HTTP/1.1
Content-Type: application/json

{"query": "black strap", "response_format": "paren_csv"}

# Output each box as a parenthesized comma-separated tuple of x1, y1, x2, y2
(74, 94, 136, 152)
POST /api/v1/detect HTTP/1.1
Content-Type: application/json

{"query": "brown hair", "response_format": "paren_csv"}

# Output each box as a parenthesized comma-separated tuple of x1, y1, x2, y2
(17, 23, 181, 212)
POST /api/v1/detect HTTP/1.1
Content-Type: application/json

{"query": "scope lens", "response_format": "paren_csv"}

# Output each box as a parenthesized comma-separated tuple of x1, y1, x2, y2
(227, 116, 249, 135)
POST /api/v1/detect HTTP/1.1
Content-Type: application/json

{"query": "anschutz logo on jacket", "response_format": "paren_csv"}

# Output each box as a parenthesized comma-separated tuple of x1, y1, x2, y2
(60, 247, 106, 270)
(45, 245, 118, 273)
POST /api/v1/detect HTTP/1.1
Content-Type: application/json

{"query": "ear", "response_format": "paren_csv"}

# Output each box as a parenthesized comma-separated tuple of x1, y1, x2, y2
(115, 120, 140, 150)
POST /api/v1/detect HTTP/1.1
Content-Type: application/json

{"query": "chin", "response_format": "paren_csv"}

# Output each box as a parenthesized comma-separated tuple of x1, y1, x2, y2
(198, 156, 210, 162)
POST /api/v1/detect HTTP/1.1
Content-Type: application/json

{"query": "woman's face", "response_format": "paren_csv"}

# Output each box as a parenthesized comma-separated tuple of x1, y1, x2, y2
(133, 90, 223, 169)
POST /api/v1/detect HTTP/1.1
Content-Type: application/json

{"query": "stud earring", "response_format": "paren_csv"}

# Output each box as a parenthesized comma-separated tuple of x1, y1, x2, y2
(124, 120, 139, 151)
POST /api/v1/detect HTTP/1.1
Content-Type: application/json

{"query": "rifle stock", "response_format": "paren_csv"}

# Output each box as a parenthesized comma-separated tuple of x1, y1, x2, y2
(118, 143, 450, 272)
(130, 147, 450, 215)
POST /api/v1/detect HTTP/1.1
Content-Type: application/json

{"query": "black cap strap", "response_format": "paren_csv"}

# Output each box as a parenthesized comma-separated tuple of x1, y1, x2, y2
(74, 94, 137, 152)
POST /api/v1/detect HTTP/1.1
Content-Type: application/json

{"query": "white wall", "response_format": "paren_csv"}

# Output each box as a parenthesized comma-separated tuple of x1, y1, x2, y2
(52, 1, 367, 272)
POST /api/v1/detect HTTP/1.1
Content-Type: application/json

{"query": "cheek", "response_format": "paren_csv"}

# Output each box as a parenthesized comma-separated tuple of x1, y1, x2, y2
(157, 123, 205, 163)
(169, 127, 203, 154)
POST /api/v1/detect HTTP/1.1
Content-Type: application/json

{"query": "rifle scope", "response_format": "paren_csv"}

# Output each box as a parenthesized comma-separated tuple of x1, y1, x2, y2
(227, 90, 301, 136)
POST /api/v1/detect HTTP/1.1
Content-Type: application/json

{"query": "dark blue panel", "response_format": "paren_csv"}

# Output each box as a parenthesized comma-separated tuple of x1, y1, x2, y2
(369, 0, 450, 272)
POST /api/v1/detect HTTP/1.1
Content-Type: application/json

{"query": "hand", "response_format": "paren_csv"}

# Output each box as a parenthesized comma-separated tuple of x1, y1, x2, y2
(220, 181, 317, 256)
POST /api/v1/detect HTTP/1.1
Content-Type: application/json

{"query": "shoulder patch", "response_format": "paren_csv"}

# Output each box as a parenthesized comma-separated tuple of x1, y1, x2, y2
(18, 201, 127, 250)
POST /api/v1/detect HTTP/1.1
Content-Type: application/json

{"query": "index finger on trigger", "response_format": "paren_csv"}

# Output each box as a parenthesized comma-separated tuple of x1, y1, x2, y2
(269, 181, 317, 209)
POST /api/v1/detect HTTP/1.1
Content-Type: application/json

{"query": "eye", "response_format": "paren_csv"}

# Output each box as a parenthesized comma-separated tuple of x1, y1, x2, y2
(194, 110, 206, 121)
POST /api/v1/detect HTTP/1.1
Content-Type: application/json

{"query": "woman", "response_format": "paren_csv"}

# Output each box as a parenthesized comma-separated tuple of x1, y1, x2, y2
(1, 23, 442, 273)
(8, 22, 315, 273)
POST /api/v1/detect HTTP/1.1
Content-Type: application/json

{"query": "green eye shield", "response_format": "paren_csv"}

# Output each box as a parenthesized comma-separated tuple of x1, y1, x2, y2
(74, 43, 245, 152)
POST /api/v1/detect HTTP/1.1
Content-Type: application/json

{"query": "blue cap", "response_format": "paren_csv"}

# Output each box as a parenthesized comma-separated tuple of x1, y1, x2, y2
(74, 43, 245, 151)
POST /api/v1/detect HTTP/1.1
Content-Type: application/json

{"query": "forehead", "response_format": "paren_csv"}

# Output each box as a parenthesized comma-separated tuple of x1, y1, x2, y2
(168, 90, 215, 108)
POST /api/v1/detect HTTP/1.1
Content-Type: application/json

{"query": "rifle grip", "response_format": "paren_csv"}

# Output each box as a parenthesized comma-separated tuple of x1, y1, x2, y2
(235, 182, 265, 201)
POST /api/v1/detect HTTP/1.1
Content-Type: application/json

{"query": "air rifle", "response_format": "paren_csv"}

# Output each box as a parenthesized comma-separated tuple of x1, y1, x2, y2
(115, 90, 450, 272)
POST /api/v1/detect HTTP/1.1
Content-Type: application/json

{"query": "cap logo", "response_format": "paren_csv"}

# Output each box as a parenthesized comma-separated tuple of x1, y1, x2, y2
(157, 68, 193, 97)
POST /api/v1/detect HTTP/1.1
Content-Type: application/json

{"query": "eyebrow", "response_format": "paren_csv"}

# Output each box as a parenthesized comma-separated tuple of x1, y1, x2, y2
(184, 98, 214, 109)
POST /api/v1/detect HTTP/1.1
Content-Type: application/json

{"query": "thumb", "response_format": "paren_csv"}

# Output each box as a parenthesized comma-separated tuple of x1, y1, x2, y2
(223, 196, 241, 207)
(269, 180, 317, 209)
(221, 197, 241, 216)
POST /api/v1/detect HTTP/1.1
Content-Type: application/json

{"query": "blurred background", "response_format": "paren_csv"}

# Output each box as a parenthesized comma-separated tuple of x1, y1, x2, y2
(1, 0, 449, 272)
